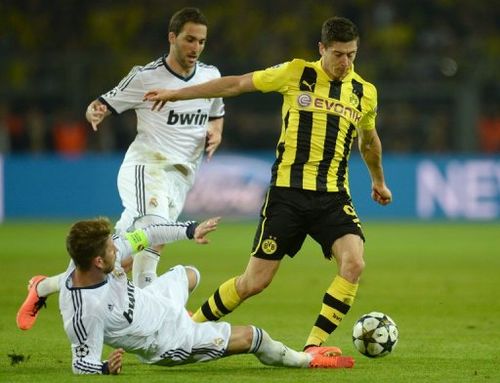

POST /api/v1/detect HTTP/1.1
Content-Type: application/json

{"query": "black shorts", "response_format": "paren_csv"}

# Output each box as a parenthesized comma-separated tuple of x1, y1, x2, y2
(251, 186, 365, 260)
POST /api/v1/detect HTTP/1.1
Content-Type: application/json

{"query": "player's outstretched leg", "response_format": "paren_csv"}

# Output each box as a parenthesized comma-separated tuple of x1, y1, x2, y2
(16, 275, 48, 330)
(250, 327, 354, 369)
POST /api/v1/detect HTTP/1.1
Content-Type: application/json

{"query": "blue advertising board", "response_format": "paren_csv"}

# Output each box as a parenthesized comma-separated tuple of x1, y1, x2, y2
(2, 153, 500, 221)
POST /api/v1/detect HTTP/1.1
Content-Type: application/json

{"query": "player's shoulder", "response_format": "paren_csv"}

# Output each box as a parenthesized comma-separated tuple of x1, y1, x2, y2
(196, 61, 222, 78)
(133, 56, 165, 77)
(351, 69, 377, 93)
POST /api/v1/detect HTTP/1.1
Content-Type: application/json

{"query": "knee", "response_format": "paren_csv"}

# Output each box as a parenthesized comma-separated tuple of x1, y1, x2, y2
(344, 256, 365, 282)
(184, 266, 200, 292)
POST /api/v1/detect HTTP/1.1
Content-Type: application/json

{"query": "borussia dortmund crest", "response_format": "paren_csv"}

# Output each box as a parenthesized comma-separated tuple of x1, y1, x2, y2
(261, 237, 277, 255)
(349, 93, 360, 108)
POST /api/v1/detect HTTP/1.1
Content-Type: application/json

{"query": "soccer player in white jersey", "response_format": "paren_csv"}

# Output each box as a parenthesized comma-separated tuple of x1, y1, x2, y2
(16, 8, 224, 331)
(58, 216, 353, 374)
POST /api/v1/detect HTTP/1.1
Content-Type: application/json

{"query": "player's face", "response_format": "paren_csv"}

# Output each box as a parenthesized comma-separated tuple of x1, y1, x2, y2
(319, 40, 358, 80)
(169, 22, 207, 72)
(99, 236, 117, 274)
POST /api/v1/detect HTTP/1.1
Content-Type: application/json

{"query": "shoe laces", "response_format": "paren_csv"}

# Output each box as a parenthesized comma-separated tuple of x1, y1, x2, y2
(32, 297, 47, 316)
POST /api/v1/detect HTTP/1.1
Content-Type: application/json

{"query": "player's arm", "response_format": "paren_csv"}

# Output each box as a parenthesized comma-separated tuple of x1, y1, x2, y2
(117, 217, 220, 262)
(85, 99, 111, 131)
(69, 313, 123, 375)
(358, 128, 392, 205)
(144, 73, 256, 111)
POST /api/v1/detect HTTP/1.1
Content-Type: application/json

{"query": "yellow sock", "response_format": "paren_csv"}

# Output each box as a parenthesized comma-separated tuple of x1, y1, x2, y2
(192, 277, 242, 322)
(305, 275, 358, 347)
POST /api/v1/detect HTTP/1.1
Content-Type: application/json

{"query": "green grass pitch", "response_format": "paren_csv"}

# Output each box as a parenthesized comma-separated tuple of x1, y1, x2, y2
(1, 220, 499, 382)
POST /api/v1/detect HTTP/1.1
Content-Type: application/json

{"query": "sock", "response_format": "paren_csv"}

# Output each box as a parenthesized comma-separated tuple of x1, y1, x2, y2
(191, 277, 242, 322)
(132, 248, 160, 288)
(305, 275, 358, 348)
(251, 327, 310, 368)
(36, 273, 64, 297)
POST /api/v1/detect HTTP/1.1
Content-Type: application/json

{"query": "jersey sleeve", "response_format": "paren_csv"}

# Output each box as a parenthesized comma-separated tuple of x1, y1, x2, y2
(209, 97, 225, 119)
(113, 219, 196, 259)
(358, 84, 378, 131)
(68, 309, 108, 374)
(252, 61, 292, 93)
(98, 66, 145, 115)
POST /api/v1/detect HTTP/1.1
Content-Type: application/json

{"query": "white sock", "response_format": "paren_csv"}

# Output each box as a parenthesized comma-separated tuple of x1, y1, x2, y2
(132, 248, 160, 288)
(250, 327, 311, 368)
(36, 273, 64, 297)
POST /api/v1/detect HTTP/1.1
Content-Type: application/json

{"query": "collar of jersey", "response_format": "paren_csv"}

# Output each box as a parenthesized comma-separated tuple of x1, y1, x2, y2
(65, 270, 109, 290)
(162, 54, 197, 82)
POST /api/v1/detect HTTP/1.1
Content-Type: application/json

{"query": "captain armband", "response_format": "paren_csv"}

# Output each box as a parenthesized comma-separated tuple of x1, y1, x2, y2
(125, 230, 149, 252)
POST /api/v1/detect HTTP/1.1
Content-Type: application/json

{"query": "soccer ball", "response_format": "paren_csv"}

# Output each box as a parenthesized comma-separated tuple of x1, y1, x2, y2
(352, 311, 399, 358)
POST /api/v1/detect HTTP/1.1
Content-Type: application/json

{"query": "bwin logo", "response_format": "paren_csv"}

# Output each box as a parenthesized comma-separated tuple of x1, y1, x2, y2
(167, 109, 208, 126)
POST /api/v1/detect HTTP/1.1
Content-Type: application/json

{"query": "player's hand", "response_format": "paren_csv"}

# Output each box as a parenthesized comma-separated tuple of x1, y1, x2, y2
(193, 217, 220, 244)
(107, 348, 124, 375)
(372, 183, 392, 205)
(205, 122, 223, 161)
(143, 89, 177, 111)
(85, 101, 108, 131)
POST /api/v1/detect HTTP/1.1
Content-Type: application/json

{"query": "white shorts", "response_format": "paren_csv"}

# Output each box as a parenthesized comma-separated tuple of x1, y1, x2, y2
(143, 266, 231, 366)
(114, 164, 192, 233)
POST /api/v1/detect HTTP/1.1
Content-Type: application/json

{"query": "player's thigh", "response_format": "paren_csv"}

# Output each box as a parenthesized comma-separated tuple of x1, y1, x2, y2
(155, 321, 231, 366)
(309, 192, 365, 259)
(115, 165, 190, 232)
(162, 167, 192, 220)
(145, 265, 190, 307)
(251, 187, 308, 260)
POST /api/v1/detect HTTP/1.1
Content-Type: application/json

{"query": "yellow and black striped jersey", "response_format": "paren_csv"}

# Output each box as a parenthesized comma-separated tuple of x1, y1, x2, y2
(252, 58, 377, 194)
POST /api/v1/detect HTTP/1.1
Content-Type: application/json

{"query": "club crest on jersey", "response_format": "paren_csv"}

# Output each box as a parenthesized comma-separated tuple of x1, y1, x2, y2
(349, 93, 360, 108)
(261, 237, 277, 255)
(166, 109, 208, 126)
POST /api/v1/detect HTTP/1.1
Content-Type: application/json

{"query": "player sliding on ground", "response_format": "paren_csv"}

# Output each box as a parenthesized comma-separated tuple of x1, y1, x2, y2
(18, 216, 354, 373)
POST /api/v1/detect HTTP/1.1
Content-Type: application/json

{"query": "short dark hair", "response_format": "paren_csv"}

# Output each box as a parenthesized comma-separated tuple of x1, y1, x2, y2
(66, 217, 112, 271)
(321, 17, 359, 46)
(169, 7, 208, 35)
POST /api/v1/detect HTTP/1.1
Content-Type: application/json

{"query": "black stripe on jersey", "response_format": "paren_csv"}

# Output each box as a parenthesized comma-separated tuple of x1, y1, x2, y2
(290, 67, 317, 188)
(142, 57, 163, 71)
(73, 359, 103, 374)
(317, 80, 342, 191)
(71, 290, 88, 344)
(97, 96, 118, 115)
(135, 165, 146, 215)
(117, 66, 141, 91)
(270, 111, 289, 185)
(336, 80, 363, 191)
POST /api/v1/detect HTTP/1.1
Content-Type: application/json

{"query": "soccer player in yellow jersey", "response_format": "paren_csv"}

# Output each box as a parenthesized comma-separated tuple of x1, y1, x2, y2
(144, 16, 392, 359)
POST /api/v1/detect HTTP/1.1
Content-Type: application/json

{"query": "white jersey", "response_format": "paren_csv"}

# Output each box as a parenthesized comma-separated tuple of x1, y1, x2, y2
(58, 224, 231, 374)
(99, 56, 225, 180)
